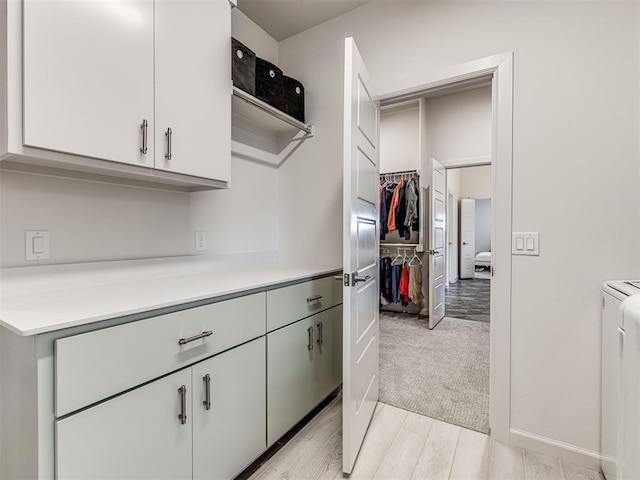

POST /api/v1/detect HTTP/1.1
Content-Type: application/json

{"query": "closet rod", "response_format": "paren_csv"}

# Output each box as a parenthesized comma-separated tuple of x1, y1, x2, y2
(379, 169, 418, 175)
(380, 243, 419, 247)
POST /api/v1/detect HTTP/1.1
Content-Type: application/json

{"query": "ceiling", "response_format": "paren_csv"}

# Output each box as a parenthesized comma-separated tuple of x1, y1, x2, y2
(236, 0, 373, 41)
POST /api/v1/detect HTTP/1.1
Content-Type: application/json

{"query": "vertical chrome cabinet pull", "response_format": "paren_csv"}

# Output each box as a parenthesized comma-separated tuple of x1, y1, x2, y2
(203, 374, 211, 411)
(317, 322, 323, 346)
(165, 127, 172, 160)
(140, 119, 148, 154)
(178, 385, 187, 425)
(307, 326, 314, 350)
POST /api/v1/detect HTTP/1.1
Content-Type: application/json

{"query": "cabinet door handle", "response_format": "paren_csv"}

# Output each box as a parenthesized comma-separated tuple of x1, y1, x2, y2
(178, 385, 187, 425)
(178, 330, 213, 346)
(307, 326, 314, 351)
(203, 374, 211, 411)
(307, 294, 323, 303)
(140, 119, 148, 154)
(317, 322, 323, 346)
(165, 127, 172, 160)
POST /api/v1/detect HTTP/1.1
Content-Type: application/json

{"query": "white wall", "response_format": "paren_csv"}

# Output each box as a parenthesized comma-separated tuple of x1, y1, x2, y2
(446, 168, 461, 284)
(0, 171, 192, 267)
(426, 86, 492, 166)
(459, 165, 491, 199)
(380, 104, 419, 174)
(232, 8, 278, 64)
(475, 198, 491, 253)
(277, 0, 640, 463)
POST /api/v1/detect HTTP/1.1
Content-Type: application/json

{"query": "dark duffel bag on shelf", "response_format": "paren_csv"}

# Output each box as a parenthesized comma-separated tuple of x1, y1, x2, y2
(231, 37, 256, 96)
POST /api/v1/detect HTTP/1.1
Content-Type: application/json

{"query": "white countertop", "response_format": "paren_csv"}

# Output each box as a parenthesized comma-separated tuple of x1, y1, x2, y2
(0, 256, 341, 336)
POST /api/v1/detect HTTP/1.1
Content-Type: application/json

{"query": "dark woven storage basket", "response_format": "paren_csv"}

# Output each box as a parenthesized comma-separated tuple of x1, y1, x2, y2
(231, 37, 256, 96)
(283, 76, 305, 123)
(255, 57, 284, 110)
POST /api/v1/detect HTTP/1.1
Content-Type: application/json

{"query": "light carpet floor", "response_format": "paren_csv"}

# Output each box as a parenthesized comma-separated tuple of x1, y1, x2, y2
(379, 312, 490, 434)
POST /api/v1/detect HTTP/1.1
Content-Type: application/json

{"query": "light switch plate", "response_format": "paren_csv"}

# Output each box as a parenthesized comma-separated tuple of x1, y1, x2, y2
(26, 230, 50, 260)
(512, 232, 539, 256)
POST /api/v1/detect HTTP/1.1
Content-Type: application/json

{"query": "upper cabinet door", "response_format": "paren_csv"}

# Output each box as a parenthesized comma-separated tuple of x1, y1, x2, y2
(154, 0, 231, 181)
(23, 0, 154, 167)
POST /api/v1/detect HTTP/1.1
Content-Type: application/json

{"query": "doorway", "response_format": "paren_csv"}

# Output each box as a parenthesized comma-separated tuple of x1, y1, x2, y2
(377, 90, 493, 434)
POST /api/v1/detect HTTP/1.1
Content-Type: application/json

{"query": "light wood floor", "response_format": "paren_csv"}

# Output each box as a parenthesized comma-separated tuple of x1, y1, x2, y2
(247, 398, 603, 480)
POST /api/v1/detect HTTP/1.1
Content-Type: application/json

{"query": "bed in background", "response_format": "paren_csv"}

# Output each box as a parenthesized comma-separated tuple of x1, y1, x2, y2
(475, 251, 491, 269)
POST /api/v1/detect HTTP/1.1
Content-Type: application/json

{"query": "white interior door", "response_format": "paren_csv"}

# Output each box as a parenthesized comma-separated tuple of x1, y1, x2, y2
(460, 198, 476, 279)
(342, 37, 380, 475)
(428, 158, 446, 329)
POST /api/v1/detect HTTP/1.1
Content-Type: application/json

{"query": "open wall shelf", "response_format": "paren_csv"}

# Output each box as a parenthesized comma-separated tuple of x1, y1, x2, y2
(231, 87, 314, 137)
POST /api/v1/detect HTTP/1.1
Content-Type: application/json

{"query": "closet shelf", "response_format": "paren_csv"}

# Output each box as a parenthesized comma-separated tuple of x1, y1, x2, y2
(232, 86, 314, 136)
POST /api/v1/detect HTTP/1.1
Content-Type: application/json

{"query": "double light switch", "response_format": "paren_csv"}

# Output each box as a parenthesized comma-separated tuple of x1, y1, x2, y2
(512, 232, 539, 256)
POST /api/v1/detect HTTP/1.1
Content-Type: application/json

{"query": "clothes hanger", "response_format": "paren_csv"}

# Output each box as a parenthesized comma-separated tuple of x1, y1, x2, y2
(409, 250, 422, 266)
(392, 248, 403, 265)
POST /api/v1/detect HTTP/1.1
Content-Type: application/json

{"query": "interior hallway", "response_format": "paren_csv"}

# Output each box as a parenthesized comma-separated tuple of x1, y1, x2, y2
(243, 396, 602, 480)
(445, 277, 491, 323)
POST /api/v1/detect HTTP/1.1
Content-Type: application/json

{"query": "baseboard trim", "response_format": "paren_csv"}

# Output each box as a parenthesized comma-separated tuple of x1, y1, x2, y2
(510, 428, 602, 470)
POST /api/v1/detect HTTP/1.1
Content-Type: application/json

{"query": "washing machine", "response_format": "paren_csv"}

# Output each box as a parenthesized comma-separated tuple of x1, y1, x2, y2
(601, 281, 640, 480)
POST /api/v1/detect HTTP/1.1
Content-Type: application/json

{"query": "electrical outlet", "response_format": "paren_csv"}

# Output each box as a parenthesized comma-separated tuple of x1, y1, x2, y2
(195, 231, 207, 252)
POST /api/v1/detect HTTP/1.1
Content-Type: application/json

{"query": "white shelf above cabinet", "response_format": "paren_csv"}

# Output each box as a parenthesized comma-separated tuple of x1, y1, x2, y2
(232, 87, 314, 137)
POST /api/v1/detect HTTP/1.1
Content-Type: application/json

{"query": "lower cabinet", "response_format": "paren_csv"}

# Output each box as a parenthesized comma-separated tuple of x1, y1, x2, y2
(56, 337, 266, 480)
(266, 305, 343, 446)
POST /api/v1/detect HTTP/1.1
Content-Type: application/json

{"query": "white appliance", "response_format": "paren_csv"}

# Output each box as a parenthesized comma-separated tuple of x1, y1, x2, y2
(601, 281, 640, 480)
(620, 294, 640, 480)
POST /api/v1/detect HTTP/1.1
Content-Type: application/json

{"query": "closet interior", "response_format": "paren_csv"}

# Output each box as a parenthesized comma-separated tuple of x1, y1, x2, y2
(379, 99, 428, 316)
(379, 169, 424, 314)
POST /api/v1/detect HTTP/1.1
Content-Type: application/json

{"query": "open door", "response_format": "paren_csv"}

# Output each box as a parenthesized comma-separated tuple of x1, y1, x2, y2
(460, 198, 476, 279)
(428, 158, 446, 329)
(342, 37, 380, 475)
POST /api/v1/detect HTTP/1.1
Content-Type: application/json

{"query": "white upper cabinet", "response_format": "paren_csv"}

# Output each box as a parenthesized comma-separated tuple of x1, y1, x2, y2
(23, 0, 155, 167)
(4, 0, 231, 190)
(155, 0, 231, 181)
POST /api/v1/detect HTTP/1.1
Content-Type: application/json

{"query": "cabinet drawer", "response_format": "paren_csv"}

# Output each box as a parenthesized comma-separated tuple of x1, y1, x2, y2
(266, 275, 342, 331)
(55, 293, 265, 417)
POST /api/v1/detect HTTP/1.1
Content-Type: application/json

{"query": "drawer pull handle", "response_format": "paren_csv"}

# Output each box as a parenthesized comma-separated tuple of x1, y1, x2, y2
(178, 330, 213, 346)
(307, 326, 314, 351)
(203, 374, 211, 411)
(307, 294, 323, 303)
(317, 322, 323, 346)
(178, 385, 187, 425)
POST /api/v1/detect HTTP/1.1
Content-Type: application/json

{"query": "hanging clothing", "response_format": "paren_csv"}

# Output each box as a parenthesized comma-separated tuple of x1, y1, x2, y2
(403, 179, 420, 239)
(399, 263, 410, 306)
(395, 182, 408, 239)
(379, 182, 389, 240)
(408, 264, 424, 304)
(380, 256, 392, 302)
(387, 180, 404, 233)
(391, 264, 403, 302)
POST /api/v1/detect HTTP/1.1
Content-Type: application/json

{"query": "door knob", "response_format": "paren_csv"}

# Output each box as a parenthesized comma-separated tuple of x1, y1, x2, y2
(463, 242, 469, 245)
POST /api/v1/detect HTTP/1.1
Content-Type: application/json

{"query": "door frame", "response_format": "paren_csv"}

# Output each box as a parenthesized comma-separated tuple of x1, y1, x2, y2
(377, 52, 513, 442)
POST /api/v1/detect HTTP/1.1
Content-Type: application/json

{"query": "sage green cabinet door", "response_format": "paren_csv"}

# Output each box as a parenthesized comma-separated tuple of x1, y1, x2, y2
(56, 368, 192, 480)
(192, 338, 266, 480)
(267, 306, 342, 446)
